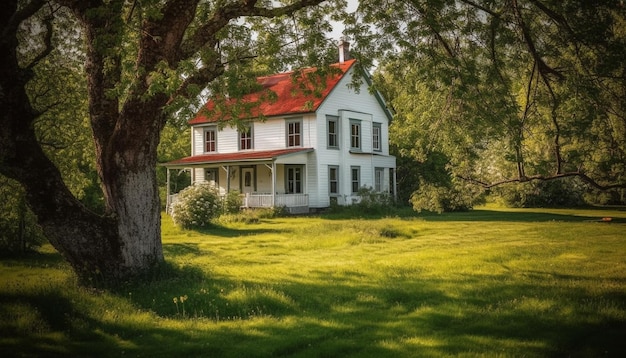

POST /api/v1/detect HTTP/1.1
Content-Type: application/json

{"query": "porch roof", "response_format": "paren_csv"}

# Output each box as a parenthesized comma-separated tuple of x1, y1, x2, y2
(162, 148, 313, 168)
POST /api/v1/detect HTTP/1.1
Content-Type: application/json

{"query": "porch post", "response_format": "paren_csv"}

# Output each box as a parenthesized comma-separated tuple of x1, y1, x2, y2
(227, 166, 231, 192)
(272, 162, 276, 207)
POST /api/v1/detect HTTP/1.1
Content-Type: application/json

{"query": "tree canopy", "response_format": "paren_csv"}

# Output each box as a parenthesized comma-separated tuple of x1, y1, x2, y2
(346, 0, 626, 209)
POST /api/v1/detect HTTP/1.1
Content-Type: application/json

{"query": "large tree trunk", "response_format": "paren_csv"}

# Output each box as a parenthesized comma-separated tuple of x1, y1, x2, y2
(0, 0, 164, 283)
(0, 86, 164, 281)
(0, 86, 165, 282)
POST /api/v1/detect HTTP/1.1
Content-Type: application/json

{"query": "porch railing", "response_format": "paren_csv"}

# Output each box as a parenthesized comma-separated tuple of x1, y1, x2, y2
(167, 192, 309, 213)
(243, 193, 308, 208)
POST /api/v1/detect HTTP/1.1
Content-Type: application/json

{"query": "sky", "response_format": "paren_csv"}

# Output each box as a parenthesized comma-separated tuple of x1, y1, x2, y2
(329, 0, 359, 40)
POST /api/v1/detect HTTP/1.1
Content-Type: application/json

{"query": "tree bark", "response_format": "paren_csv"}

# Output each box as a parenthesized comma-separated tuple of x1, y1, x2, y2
(1, 0, 163, 283)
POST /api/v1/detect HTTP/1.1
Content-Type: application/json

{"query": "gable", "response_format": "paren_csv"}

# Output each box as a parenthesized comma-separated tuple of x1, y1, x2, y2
(189, 59, 358, 125)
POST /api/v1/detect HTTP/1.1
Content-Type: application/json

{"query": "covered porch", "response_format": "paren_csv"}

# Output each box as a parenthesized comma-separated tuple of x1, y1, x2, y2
(163, 148, 314, 214)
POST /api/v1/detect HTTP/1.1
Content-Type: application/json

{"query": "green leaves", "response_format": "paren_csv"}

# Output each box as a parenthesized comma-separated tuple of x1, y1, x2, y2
(356, 0, 626, 205)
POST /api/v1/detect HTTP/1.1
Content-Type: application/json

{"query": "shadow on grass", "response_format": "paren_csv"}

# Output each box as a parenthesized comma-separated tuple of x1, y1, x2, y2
(321, 206, 626, 223)
(421, 208, 626, 223)
(0, 249, 65, 268)
(3, 255, 626, 357)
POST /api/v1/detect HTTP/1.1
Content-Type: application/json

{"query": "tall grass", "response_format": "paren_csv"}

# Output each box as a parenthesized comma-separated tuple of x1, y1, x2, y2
(1, 206, 625, 357)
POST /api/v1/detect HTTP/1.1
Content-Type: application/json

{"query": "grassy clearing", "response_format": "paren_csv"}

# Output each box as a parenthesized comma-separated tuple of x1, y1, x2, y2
(1, 206, 625, 357)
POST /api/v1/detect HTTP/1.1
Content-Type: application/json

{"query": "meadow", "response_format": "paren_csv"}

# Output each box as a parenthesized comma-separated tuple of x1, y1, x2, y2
(1, 206, 625, 357)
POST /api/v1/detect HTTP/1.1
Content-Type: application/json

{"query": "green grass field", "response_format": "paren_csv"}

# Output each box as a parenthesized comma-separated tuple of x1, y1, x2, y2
(1, 206, 625, 357)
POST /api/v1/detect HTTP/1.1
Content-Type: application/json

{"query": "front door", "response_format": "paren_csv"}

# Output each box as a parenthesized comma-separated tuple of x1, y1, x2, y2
(242, 167, 254, 194)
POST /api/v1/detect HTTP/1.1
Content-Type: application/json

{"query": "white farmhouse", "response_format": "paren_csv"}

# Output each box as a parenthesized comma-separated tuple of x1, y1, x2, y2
(164, 43, 396, 213)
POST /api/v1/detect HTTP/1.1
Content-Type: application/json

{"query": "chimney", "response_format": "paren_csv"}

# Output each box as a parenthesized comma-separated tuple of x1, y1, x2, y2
(338, 37, 351, 63)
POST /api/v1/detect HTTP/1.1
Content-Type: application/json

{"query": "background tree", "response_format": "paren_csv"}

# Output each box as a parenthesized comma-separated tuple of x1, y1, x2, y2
(0, 0, 345, 284)
(347, 0, 626, 209)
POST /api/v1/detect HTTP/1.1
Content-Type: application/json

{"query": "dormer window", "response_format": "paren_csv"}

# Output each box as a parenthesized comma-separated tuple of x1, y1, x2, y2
(286, 119, 302, 147)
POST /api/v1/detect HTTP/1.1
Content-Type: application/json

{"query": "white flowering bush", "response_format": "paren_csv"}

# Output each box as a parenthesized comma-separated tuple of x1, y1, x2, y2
(171, 184, 222, 228)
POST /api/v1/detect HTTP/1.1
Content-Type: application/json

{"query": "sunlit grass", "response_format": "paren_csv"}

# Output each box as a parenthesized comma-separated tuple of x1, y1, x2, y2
(1, 206, 625, 357)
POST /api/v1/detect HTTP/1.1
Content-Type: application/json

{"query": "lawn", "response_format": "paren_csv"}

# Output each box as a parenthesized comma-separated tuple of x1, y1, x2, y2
(1, 206, 625, 357)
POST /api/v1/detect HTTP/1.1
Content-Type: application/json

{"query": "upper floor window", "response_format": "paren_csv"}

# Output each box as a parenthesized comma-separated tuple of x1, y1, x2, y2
(373, 123, 382, 152)
(204, 127, 217, 153)
(239, 124, 253, 150)
(286, 119, 302, 147)
(350, 119, 361, 150)
(327, 115, 339, 149)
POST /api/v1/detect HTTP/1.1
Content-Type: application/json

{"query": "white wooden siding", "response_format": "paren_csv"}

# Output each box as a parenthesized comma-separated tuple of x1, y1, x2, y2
(186, 66, 395, 208)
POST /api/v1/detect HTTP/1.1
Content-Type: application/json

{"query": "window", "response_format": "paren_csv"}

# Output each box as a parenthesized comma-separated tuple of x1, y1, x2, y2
(373, 123, 382, 152)
(239, 124, 253, 150)
(329, 166, 339, 195)
(351, 166, 360, 193)
(286, 119, 302, 147)
(286, 165, 303, 194)
(204, 128, 217, 153)
(327, 115, 339, 149)
(375, 167, 384, 192)
(350, 119, 361, 150)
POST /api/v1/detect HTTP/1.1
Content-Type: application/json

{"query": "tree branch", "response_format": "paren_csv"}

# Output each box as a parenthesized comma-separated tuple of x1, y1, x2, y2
(2, 0, 46, 36)
(512, 0, 564, 81)
(25, 13, 54, 70)
(458, 172, 626, 190)
(459, 0, 500, 18)
(180, 0, 326, 60)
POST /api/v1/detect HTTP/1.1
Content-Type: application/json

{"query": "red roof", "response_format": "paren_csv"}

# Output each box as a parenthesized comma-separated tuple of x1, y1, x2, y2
(164, 148, 313, 167)
(189, 59, 357, 124)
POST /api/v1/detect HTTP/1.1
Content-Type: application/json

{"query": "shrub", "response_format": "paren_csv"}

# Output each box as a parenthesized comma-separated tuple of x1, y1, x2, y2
(355, 186, 395, 215)
(410, 180, 481, 213)
(494, 178, 586, 208)
(170, 184, 222, 228)
(255, 206, 287, 219)
(223, 190, 243, 214)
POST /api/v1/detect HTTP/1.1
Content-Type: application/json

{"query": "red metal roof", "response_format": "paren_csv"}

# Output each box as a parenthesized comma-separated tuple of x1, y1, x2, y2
(189, 59, 357, 125)
(163, 148, 314, 167)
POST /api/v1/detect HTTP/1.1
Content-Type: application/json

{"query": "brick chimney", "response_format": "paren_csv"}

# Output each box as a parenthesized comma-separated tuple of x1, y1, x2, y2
(338, 37, 351, 63)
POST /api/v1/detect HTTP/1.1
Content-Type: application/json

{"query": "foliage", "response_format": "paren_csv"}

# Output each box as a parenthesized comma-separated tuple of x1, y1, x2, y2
(492, 178, 586, 208)
(2, 208, 626, 356)
(170, 184, 222, 228)
(254, 206, 288, 219)
(348, 0, 626, 205)
(216, 205, 286, 225)
(222, 190, 243, 215)
(355, 186, 395, 215)
(24, 18, 103, 213)
(410, 179, 481, 214)
(0, 176, 45, 255)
